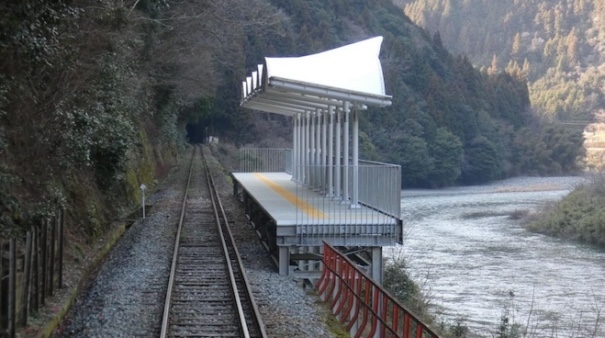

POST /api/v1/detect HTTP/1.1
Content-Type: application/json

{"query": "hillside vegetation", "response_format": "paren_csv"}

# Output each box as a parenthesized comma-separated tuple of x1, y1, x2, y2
(0, 0, 283, 237)
(527, 174, 605, 246)
(252, 0, 584, 187)
(398, 0, 605, 123)
(393, 0, 605, 247)
(0, 0, 585, 236)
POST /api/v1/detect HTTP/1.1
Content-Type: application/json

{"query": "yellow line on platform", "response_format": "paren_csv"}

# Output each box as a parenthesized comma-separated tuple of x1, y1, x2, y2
(253, 173, 327, 219)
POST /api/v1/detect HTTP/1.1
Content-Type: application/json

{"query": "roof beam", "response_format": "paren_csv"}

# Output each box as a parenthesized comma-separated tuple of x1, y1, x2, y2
(269, 77, 392, 107)
(241, 101, 306, 116)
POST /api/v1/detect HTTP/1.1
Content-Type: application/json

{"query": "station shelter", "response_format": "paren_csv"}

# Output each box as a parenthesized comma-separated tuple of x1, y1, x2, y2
(232, 36, 402, 284)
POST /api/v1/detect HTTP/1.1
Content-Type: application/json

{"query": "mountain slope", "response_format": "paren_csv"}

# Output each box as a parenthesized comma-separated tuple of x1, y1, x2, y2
(240, 0, 582, 186)
(397, 0, 605, 122)
(0, 0, 585, 236)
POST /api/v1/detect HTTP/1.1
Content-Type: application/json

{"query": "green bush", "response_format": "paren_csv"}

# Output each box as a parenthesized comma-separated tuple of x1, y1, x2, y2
(528, 174, 605, 246)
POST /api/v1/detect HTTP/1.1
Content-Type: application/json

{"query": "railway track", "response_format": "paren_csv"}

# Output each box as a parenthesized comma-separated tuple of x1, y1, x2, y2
(160, 146, 267, 338)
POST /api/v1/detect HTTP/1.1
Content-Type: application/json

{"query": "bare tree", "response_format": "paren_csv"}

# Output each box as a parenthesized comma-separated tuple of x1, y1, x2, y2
(141, 0, 288, 103)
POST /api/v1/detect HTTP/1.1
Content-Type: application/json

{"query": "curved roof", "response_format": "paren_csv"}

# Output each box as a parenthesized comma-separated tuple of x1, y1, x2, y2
(264, 36, 386, 96)
(241, 36, 391, 116)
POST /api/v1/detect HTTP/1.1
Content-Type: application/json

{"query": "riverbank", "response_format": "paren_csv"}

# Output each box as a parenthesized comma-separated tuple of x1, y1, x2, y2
(525, 173, 605, 247)
(399, 176, 604, 337)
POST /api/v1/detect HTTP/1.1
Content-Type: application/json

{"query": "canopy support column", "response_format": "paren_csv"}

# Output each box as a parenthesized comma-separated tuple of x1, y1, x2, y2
(297, 113, 303, 182)
(315, 109, 322, 191)
(292, 115, 298, 180)
(334, 108, 341, 200)
(321, 109, 327, 193)
(327, 106, 334, 197)
(342, 101, 350, 204)
(351, 106, 360, 208)
(310, 110, 316, 189)
(304, 111, 310, 186)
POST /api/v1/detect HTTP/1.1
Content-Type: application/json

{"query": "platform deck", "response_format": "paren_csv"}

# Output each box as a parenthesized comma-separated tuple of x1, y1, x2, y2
(232, 172, 397, 227)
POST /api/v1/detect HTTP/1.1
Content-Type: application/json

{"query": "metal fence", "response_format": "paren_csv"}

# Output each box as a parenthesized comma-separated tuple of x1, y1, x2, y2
(1, 210, 65, 338)
(296, 163, 401, 217)
(293, 164, 402, 246)
(316, 242, 441, 338)
(238, 149, 401, 219)
(238, 148, 402, 246)
(237, 148, 291, 173)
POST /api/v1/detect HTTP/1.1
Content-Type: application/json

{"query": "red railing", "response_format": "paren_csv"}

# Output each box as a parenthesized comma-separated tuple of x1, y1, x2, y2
(316, 242, 441, 338)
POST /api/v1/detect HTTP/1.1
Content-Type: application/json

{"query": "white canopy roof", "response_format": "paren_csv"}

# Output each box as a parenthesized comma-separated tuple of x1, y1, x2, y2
(241, 36, 392, 116)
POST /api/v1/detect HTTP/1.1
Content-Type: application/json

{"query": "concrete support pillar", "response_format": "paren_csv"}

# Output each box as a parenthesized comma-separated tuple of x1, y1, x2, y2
(371, 246, 383, 285)
(372, 245, 384, 338)
(279, 246, 290, 276)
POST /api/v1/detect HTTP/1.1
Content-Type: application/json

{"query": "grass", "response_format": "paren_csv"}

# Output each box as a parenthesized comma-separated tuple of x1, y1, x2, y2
(308, 289, 350, 338)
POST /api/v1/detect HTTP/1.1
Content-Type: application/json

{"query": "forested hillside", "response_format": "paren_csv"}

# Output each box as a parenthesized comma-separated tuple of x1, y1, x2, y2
(0, 0, 285, 236)
(244, 0, 584, 187)
(397, 0, 605, 122)
(0, 0, 584, 236)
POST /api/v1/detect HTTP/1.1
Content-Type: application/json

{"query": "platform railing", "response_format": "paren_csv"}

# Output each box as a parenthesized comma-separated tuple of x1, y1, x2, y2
(292, 158, 401, 216)
(353, 162, 401, 219)
(238, 148, 290, 173)
(296, 163, 401, 217)
(317, 242, 442, 338)
(293, 164, 401, 246)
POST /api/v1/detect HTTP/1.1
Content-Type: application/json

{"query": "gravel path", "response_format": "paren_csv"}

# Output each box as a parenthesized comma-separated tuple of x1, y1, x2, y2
(53, 146, 336, 338)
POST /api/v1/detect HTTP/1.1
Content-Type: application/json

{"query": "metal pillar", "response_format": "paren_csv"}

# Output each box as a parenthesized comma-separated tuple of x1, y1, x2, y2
(327, 106, 334, 197)
(297, 113, 304, 183)
(334, 108, 341, 199)
(342, 101, 350, 204)
(352, 107, 360, 208)
(315, 109, 322, 191)
(292, 115, 298, 180)
(310, 110, 316, 188)
(305, 111, 310, 185)
(321, 109, 327, 193)
(279, 246, 290, 276)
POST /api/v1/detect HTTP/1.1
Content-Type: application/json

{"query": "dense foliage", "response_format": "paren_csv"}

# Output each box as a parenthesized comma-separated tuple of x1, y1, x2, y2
(0, 0, 586, 235)
(398, 0, 605, 123)
(0, 0, 284, 235)
(527, 174, 605, 246)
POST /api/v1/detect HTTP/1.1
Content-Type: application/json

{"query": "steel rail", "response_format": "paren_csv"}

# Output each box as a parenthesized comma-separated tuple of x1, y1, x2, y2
(160, 146, 266, 338)
(204, 150, 268, 338)
(159, 146, 196, 338)
(203, 153, 250, 337)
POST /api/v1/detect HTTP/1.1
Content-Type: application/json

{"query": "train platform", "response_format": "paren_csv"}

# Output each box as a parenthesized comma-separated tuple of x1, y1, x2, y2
(232, 170, 402, 277)
(237, 37, 401, 280)
(232, 172, 401, 248)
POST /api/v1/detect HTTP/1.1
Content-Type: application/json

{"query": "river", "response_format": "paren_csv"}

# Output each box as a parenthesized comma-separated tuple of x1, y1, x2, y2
(395, 176, 605, 338)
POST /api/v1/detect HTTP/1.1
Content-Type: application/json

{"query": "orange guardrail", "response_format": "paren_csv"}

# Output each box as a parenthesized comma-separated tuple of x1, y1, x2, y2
(316, 242, 441, 338)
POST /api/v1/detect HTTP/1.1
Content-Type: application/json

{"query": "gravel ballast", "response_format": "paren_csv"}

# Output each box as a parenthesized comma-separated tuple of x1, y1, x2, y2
(52, 146, 337, 338)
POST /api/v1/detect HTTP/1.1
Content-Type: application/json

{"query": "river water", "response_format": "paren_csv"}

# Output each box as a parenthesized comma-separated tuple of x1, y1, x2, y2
(395, 176, 605, 337)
